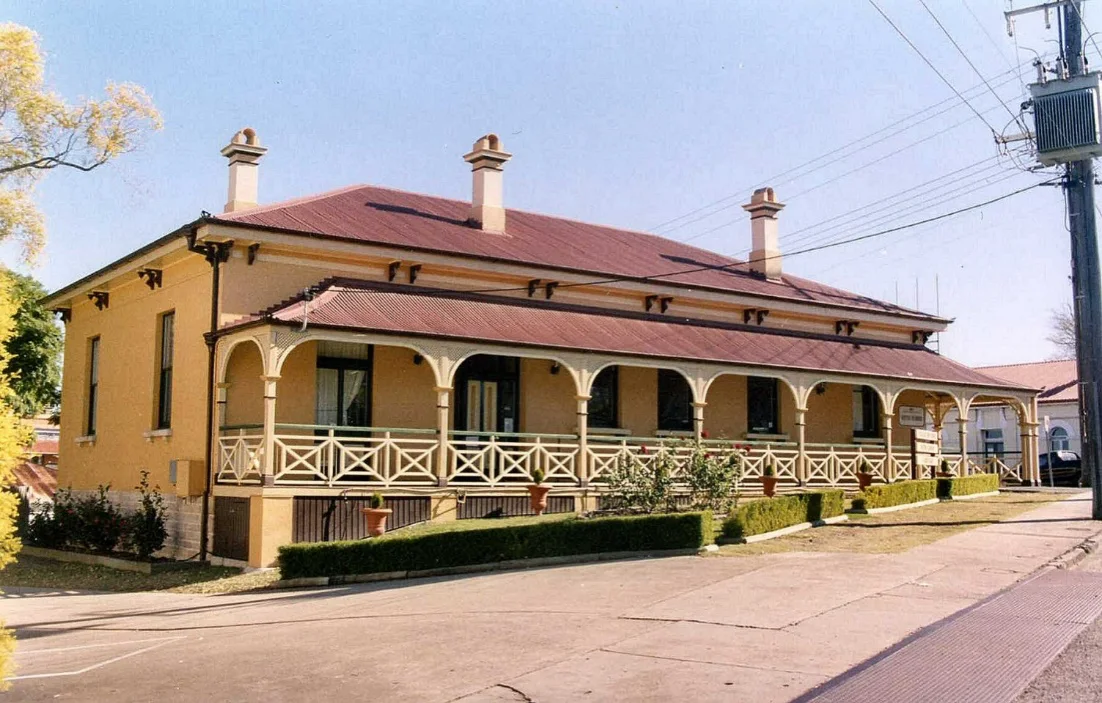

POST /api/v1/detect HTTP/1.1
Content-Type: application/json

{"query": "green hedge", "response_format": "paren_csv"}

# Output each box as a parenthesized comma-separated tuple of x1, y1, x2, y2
(722, 491, 844, 540)
(938, 473, 1000, 499)
(852, 479, 938, 511)
(278, 511, 713, 579)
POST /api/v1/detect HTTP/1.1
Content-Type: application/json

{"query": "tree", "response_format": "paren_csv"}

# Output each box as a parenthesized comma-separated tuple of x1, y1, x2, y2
(1047, 302, 1077, 360)
(4, 272, 61, 417)
(0, 23, 160, 686)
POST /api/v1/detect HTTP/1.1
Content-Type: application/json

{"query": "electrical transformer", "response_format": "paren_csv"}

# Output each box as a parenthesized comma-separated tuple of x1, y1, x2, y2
(1031, 72, 1102, 165)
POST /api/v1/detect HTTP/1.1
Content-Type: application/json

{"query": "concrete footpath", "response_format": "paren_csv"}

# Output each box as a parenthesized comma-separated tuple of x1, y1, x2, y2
(4, 493, 1101, 702)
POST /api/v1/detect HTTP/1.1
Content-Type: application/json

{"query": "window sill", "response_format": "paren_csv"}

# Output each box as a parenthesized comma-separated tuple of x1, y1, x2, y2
(852, 436, 885, 445)
(586, 426, 631, 436)
(745, 432, 790, 442)
(75, 435, 96, 446)
(656, 430, 695, 438)
(143, 428, 173, 442)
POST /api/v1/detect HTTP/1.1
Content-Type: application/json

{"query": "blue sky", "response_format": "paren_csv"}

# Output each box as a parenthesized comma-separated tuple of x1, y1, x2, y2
(7, 1, 1083, 366)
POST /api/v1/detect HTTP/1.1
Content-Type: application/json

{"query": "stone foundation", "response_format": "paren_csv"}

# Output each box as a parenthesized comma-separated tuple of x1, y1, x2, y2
(68, 489, 210, 560)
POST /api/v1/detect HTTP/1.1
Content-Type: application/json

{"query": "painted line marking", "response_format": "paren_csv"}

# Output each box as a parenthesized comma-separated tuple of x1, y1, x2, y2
(6, 636, 186, 681)
(17, 636, 185, 655)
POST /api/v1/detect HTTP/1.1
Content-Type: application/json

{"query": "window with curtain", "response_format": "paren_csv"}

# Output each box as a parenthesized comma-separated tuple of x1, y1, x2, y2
(747, 376, 779, 434)
(1050, 426, 1070, 451)
(156, 312, 174, 429)
(315, 347, 373, 427)
(657, 369, 693, 432)
(589, 367, 619, 428)
(982, 428, 1005, 457)
(852, 386, 881, 438)
(87, 337, 100, 435)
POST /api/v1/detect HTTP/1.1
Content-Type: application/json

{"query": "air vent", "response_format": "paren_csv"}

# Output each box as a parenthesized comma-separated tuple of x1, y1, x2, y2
(1030, 72, 1102, 165)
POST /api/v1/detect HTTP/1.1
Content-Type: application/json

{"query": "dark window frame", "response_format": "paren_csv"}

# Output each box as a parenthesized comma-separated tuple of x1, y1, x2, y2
(87, 336, 100, 436)
(156, 312, 175, 429)
(589, 367, 619, 429)
(747, 376, 780, 435)
(657, 369, 693, 432)
(853, 386, 882, 439)
(316, 348, 374, 428)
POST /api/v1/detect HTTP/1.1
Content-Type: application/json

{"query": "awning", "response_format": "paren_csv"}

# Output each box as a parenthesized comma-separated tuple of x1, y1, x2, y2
(229, 280, 1030, 392)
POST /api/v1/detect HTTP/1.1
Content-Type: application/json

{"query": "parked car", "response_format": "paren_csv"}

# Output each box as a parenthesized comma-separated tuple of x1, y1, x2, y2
(1038, 450, 1082, 487)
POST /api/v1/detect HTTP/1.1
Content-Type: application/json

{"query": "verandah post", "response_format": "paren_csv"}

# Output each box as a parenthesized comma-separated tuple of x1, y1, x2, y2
(435, 386, 452, 485)
(692, 401, 706, 441)
(794, 408, 807, 485)
(576, 394, 590, 483)
(882, 410, 894, 481)
(260, 374, 279, 486)
(958, 415, 969, 476)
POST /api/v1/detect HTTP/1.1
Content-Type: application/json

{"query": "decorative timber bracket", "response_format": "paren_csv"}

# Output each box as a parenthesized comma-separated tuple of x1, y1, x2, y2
(137, 268, 163, 290)
(743, 308, 769, 325)
(645, 295, 674, 313)
(912, 330, 933, 345)
(527, 279, 542, 297)
(545, 281, 560, 299)
(835, 320, 859, 336)
(247, 243, 261, 265)
(388, 260, 402, 282)
(409, 264, 422, 284)
(88, 291, 110, 311)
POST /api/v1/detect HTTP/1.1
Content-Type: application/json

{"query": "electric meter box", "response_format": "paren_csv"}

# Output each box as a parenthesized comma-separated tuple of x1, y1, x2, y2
(1031, 72, 1102, 165)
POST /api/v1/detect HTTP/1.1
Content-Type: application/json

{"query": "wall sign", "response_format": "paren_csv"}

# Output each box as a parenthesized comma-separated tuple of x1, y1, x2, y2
(898, 405, 926, 428)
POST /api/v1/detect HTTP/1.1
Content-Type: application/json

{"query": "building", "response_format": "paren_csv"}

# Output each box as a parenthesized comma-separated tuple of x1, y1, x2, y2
(942, 359, 1079, 463)
(43, 130, 1041, 566)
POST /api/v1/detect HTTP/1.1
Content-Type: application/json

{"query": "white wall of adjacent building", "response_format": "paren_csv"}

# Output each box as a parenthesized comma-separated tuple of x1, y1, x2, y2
(940, 402, 1080, 460)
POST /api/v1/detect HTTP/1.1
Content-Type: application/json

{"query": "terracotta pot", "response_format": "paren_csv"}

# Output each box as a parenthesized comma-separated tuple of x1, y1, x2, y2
(856, 471, 874, 491)
(528, 484, 552, 515)
(362, 507, 393, 537)
(760, 475, 779, 498)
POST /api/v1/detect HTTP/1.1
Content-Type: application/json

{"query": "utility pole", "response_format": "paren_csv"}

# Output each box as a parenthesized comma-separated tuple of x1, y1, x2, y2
(1063, 2, 1102, 517)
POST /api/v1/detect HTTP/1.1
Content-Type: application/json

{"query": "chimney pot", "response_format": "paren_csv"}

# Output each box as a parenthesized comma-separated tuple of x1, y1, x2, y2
(742, 187, 785, 280)
(220, 127, 268, 213)
(463, 133, 512, 233)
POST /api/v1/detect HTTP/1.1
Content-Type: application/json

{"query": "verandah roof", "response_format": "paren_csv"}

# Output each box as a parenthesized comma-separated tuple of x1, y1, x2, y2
(224, 279, 1030, 392)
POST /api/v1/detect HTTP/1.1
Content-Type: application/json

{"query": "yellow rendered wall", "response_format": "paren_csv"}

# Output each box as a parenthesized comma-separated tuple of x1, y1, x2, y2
(223, 342, 264, 427)
(519, 358, 576, 434)
(618, 366, 658, 435)
(704, 375, 746, 440)
(372, 345, 436, 429)
(805, 382, 855, 445)
(219, 252, 363, 324)
(276, 342, 317, 426)
(891, 389, 928, 438)
(57, 255, 212, 491)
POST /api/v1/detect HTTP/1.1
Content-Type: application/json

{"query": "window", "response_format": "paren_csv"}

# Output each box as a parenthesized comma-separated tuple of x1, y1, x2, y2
(982, 428, 1005, 457)
(657, 369, 693, 432)
(852, 386, 881, 438)
(1050, 426, 1070, 451)
(316, 343, 373, 427)
(589, 367, 619, 428)
(86, 337, 100, 435)
(156, 312, 174, 429)
(747, 376, 779, 435)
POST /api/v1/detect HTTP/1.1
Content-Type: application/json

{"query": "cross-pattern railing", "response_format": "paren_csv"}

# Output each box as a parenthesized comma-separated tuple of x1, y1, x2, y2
(448, 432, 579, 486)
(217, 428, 264, 484)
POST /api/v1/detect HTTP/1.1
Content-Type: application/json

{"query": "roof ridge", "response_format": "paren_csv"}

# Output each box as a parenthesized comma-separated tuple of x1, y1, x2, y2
(977, 359, 1075, 370)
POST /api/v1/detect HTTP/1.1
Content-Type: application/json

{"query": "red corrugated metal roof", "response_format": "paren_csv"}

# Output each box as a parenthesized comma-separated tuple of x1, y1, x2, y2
(242, 280, 1025, 390)
(11, 461, 57, 501)
(215, 184, 943, 321)
(978, 360, 1077, 404)
(31, 439, 59, 455)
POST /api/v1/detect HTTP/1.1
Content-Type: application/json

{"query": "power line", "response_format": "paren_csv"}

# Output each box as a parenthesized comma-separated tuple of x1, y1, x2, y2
(465, 180, 1053, 295)
(867, 0, 1001, 135)
(960, 0, 1019, 72)
(650, 58, 1038, 237)
(918, 0, 1027, 131)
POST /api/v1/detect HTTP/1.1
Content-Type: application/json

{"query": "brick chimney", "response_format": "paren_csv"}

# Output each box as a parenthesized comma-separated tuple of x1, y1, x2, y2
(220, 128, 268, 213)
(463, 134, 512, 233)
(742, 187, 785, 280)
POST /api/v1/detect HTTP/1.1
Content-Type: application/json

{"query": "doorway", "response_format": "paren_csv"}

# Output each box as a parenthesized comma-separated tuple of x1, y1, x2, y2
(454, 355, 519, 434)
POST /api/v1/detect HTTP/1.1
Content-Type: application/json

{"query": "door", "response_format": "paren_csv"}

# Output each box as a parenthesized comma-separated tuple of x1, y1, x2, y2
(465, 380, 499, 435)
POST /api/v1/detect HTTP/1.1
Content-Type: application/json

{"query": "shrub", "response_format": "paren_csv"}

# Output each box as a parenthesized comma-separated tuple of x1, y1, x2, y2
(124, 471, 167, 560)
(278, 511, 713, 579)
(72, 485, 126, 553)
(367, 492, 385, 509)
(938, 473, 999, 499)
(531, 468, 545, 485)
(722, 491, 844, 539)
(603, 447, 677, 513)
(685, 442, 744, 513)
(852, 479, 938, 511)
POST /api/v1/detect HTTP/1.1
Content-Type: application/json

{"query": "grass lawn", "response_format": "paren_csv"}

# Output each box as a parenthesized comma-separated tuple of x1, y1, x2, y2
(0, 555, 281, 594)
(716, 492, 1061, 557)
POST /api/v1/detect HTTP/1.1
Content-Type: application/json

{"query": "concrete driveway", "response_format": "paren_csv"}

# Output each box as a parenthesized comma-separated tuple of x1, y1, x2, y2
(4, 495, 1099, 702)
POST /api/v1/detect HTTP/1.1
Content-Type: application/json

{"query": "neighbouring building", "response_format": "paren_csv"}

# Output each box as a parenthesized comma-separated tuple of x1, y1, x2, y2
(942, 359, 1079, 463)
(43, 129, 1041, 566)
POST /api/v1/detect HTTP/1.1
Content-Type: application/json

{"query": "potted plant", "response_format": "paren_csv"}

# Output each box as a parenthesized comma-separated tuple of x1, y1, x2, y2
(362, 492, 392, 537)
(760, 460, 779, 498)
(856, 459, 875, 491)
(527, 468, 552, 515)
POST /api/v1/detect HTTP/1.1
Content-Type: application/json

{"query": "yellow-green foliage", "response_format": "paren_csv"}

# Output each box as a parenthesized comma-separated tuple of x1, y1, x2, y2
(0, 277, 30, 687)
(852, 479, 938, 511)
(722, 491, 845, 539)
